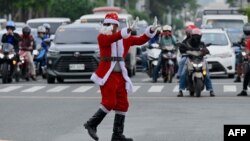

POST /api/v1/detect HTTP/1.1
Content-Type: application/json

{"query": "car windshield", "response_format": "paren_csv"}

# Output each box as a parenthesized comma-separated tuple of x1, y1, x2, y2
(226, 30, 243, 43)
(54, 27, 99, 44)
(81, 18, 127, 29)
(201, 33, 229, 46)
(206, 19, 244, 29)
(28, 22, 67, 34)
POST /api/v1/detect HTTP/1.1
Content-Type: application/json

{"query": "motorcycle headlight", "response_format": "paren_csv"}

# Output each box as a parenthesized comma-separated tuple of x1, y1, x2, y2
(33, 50, 39, 55)
(242, 51, 246, 56)
(0, 53, 4, 59)
(192, 62, 203, 68)
(8, 54, 15, 59)
(48, 49, 60, 57)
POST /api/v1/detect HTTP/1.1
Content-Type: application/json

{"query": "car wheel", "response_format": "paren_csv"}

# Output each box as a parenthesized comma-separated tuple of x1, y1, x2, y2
(228, 74, 235, 78)
(47, 75, 55, 84)
(57, 77, 64, 83)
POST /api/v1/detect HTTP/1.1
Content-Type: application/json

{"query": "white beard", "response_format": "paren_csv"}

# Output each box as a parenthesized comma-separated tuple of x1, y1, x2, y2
(99, 25, 113, 35)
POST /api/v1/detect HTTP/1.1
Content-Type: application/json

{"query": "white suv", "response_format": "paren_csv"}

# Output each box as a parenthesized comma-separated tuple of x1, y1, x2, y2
(201, 29, 235, 78)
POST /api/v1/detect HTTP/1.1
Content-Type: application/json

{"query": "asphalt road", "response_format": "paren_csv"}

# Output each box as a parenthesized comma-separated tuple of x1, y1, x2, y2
(0, 72, 249, 141)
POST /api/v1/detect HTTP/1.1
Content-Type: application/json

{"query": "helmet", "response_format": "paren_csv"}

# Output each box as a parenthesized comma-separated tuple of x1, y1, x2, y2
(6, 21, 15, 30)
(22, 26, 31, 34)
(185, 24, 196, 35)
(243, 23, 250, 35)
(191, 28, 202, 36)
(37, 26, 46, 33)
(43, 23, 51, 29)
(162, 25, 172, 31)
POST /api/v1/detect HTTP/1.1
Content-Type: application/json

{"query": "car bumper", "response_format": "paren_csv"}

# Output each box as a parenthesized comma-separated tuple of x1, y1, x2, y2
(206, 56, 235, 75)
(47, 69, 92, 79)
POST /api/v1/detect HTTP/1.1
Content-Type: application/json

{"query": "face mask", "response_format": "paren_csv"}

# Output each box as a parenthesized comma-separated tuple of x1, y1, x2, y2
(191, 35, 201, 46)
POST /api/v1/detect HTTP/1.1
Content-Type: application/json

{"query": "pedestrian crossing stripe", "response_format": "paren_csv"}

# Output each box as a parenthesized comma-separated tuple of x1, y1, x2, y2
(0, 85, 244, 93)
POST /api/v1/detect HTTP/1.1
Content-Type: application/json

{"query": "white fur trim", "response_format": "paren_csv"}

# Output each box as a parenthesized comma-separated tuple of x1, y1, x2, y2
(104, 18, 119, 25)
(145, 26, 157, 38)
(121, 28, 131, 39)
(115, 110, 127, 116)
(100, 105, 110, 113)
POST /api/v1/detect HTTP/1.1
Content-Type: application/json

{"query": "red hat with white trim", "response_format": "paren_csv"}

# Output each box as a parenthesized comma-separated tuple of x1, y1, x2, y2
(103, 12, 119, 25)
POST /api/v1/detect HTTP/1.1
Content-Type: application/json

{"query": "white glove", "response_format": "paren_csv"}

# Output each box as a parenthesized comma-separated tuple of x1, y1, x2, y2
(151, 16, 158, 31)
(129, 17, 139, 31)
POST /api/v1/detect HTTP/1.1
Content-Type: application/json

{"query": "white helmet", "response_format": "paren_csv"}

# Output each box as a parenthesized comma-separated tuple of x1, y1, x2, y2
(162, 25, 172, 31)
(37, 26, 46, 33)
(43, 23, 51, 29)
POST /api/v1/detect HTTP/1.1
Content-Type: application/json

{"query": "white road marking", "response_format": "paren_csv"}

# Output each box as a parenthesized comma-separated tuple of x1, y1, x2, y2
(47, 86, 70, 92)
(22, 86, 46, 92)
(148, 85, 164, 92)
(0, 86, 23, 92)
(133, 86, 141, 93)
(224, 85, 237, 92)
(173, 85, 179, 92)
(72, 86, 93, 93)
(141, 78, 151, 82)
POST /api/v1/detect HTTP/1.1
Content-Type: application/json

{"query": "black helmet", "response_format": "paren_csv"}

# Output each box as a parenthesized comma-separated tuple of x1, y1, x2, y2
(243, 23, 250, 35)
(22, 26, 31, 35)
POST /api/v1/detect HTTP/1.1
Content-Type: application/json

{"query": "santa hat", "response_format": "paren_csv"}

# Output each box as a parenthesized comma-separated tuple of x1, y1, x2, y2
(103, 12, 119, 25)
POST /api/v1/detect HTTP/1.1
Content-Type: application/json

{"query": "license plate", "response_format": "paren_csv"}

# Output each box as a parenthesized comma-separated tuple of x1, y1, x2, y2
(208, 64, 212, 69)
(69, 64, 85, 70)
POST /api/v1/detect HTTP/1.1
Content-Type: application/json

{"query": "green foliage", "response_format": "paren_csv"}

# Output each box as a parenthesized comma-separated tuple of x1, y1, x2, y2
(239, 7, 250, 22)
(172, 18, 184, 30)
(127, 9, 150, 22)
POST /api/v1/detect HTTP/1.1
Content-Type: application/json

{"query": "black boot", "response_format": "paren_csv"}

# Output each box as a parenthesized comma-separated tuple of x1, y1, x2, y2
(237, 90, 248, 96)
(177, 90, 183, 97)
(111, 114, 133, 141)
(210, 91, 215, 97)
(234, 76, 241, 83)
(84, 109, 107, 141)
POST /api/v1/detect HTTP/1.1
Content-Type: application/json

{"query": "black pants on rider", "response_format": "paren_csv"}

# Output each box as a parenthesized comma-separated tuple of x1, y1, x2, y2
(237, 70, 250, 96)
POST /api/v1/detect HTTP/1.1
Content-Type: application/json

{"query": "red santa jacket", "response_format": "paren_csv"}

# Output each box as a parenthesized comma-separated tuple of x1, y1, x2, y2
(91, 27, 156, 93)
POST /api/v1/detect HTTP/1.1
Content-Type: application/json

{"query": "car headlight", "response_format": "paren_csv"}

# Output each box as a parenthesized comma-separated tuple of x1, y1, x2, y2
(242, 51, 246, 56)
(48, 49, 60, 57)
(8, 54, 15, 59)
(0, 53, 4, 59)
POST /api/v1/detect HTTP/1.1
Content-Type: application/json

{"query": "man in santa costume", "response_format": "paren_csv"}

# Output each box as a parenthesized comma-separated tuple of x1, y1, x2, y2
(84, 12, 158, 141)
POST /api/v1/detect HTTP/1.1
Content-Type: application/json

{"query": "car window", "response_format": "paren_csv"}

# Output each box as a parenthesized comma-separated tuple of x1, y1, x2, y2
(206, 19, 244, 29)
(54, 27, 99, 44)
(201, 33, 229, 46)
(226, 30, 243, 43)
(27, 22, 64, 34)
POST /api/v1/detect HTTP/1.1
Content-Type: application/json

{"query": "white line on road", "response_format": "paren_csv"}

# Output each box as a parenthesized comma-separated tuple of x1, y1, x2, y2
(72, 86, 93, 93)
(173, 85, 179, 92)
(47, 86, 70, 92)
(22, 86, 46, 92)
(224, 85, 237, 92)
(148, 85, 164, 92)
(133, 86, 141, 93)
(0, 86, 23, 92)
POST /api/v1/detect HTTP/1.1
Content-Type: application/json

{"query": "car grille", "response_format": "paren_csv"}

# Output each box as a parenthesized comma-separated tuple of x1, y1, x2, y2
(55, 55, 98, 72)
(208, 61, 226, 72)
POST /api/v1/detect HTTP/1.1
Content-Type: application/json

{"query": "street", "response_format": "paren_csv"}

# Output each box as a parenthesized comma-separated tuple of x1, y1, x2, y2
(0, 72, 249, 141)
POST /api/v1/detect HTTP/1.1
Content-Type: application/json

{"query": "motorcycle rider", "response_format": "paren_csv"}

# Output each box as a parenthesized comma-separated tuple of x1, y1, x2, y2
(177, 24, 196, 78)
(177, 28, 215, 97)
(1, 21, 20, 53)
(43, 23, 51, 38)
(19, 26, 36, 80)
(152, 25, 177, 82)
(237, 23, 250, 96)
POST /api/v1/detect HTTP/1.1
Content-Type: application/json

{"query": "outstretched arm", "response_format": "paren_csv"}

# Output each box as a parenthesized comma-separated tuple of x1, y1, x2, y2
(129, 26, 157, 46)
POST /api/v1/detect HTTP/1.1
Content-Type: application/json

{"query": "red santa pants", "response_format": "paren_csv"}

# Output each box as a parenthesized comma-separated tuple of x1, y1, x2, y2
(100, 72, 129, 113)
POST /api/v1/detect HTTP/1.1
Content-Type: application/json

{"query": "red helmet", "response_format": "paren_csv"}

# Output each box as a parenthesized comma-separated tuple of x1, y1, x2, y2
(185, 24, 196, 35)
(103, 12, 119, 25)
(191, 28, 202, 36)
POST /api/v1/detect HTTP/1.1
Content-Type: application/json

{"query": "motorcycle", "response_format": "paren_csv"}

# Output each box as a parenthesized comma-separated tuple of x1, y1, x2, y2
(146, 43, 161, 77)
(19, 48, 33, 81)
(186, 50, 207, 97)
(0, 43, 19, 83)
(34, 38, 50, 79)
(161, 45, 177, 83)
